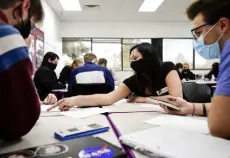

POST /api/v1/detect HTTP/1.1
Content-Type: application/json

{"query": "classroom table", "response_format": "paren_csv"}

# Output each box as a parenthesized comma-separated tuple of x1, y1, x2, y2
(184, 80, 217, 85)
(109, 112, 161, 158)
(0, 115, 121, 155)
(104, 99, 165, 113)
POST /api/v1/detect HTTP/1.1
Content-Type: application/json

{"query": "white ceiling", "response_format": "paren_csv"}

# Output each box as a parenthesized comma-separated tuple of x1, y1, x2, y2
(45, 0, 194, 22)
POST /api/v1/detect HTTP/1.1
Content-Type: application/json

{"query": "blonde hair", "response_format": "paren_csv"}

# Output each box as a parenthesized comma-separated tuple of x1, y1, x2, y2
(183, 62, 190, 69)
(84, 53, 97, 63)
(70, 58, 83, 70)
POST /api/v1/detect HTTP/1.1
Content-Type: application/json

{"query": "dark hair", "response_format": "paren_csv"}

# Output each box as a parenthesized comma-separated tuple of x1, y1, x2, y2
(130, 42, 161, 63)
(98, 58, 107, 66)
(176, 63, 183, 69)
(0, 0, 44, 23)
(130, 43, 162, 95)
(41, 52, 59, 66)
(186, 0, 230, 25)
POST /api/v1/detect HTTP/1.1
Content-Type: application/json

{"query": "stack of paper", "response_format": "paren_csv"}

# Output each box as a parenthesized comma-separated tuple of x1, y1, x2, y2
(144, 114, 209, 134)
(60, 108, 111, 119)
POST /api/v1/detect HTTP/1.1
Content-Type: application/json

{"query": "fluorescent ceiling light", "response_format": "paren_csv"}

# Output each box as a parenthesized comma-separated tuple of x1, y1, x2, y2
(59, 0, 81, 11)
(139, 0, 164, 12)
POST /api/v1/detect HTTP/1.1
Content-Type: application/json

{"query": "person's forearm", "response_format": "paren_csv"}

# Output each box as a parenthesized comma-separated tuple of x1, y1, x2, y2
(76, 94, 114, 107)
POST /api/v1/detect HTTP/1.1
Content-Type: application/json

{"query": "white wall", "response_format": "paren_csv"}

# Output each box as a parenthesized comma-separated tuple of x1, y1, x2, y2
(61, 22, 193, 38)
(40, 0, 64, 75)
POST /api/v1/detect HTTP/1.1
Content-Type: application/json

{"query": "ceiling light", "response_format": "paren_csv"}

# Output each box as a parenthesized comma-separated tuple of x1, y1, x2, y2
(59, 0, 81, 11)
(139, 0, 164, 12)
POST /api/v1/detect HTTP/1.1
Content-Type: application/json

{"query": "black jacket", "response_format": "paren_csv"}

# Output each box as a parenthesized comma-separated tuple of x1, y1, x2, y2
(58, 66, 72, 85)
(34, 66, 66, 100)
(181, 69, 196, 80)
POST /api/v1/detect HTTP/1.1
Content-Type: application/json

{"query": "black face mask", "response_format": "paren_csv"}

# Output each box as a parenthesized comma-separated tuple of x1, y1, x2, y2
(48, 63, 57, 70)
(131, 59, 152, 77)
(13, 7, 32, 39)
(19, 18, 32, 39)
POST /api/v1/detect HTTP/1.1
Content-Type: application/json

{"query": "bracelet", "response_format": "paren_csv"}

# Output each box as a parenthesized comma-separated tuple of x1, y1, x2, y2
(192, 103, 195, 116)
(203, 103, 207, 117)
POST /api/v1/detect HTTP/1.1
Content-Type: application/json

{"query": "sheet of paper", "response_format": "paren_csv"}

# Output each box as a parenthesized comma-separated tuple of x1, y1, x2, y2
(144, 114, 209, 134)
(41, 104, 59, 112)
(60, 108, 111, 119)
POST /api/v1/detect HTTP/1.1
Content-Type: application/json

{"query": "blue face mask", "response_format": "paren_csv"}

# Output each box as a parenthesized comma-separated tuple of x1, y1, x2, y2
(193, 23, 223, 60)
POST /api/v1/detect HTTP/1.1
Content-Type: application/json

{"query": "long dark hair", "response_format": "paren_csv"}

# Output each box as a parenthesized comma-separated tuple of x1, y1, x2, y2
(41, 52, 59, 67)
(130, 43, 162, 95)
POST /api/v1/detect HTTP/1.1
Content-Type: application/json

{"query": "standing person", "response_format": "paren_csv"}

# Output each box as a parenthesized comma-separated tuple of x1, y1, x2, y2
(48, 43, 182, 111)
(0, 0, 44, 140)
(98, 58, 118, 82)
(160, 0, 230, 139)
(34, 52, 65, 101)
(58, 58, 84, 85)
(175, 63, 183, 80)
(181, 62, 196, 80)
(204, 62, 219, 80)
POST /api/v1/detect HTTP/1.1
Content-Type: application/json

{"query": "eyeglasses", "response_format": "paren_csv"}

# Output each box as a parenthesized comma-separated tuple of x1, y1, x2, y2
(191, 23, 209, 39)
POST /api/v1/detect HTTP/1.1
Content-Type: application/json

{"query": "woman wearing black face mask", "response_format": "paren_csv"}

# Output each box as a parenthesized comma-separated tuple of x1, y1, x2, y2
(47, 43, 183, 112)
(34, 52, 65, 101)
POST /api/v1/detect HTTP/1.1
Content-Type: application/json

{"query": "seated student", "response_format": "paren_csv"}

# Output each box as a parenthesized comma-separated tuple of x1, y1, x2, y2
(34, 52, 65, 101)
(160, 0, 230, 139)
(175, 63, 183, 80)
(0, 0, 44, 140)
(204, 62, 219, 80)
(98, 58, 118, 82)
(48, 43, 182, 111)
(68, 53, 115, 92)
(58, 58, 84, 85)
(181, 62, 196, 80)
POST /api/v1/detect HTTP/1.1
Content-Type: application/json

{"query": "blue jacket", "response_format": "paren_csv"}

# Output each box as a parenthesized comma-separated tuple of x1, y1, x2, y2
(68, 62, 115, 92)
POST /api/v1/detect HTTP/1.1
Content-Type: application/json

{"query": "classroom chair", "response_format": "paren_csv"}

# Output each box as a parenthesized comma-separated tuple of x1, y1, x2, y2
(182, 82, 212, 103)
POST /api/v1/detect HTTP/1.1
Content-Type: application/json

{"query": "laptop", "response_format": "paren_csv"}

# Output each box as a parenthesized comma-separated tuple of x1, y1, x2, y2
(0, 137, 126, 158)
(120, 126, 230, 158)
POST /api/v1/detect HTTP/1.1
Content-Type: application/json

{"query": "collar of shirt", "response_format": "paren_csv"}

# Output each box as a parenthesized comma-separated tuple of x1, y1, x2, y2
(85, 62, 96, 65)
(0, 11, 8, 24)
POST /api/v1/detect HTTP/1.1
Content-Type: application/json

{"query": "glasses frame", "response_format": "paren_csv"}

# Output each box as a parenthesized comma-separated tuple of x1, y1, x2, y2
(191, 23, 209, 39)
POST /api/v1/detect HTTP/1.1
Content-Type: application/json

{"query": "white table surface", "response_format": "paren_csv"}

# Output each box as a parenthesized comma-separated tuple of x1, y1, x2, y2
(52, 88, 68, 92)
(103, 99, 165, 113)
(0, 115, 121, 154)
(110, 112, 161, 158)
(184, 80, 217, 84)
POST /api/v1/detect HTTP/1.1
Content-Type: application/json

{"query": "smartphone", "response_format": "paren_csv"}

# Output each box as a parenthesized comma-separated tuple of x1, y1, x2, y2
(147, 97, 181, 111)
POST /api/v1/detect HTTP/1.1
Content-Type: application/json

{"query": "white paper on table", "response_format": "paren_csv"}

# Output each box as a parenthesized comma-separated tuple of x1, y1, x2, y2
(60, 108, 111, 119)
(144, 114, 209, 134)
(41, 104, 59, 112)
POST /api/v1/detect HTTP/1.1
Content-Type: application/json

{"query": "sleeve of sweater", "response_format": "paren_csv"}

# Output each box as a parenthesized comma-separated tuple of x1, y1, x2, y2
(0, 47, 40, 140)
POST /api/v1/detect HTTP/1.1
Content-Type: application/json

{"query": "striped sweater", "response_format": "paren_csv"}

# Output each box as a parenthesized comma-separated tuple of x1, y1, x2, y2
(0, 23, 40, 140)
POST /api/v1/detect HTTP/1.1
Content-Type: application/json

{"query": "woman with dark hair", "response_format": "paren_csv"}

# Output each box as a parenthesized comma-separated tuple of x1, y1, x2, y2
(58, 58, 84, 85)
(48, 43, 182, 111)
(204, 62, 219, 80)
(34, 52, 65, 101)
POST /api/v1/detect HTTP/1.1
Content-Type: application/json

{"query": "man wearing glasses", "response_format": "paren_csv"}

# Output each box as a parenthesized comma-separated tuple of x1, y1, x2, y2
(160, 0, 230, 139)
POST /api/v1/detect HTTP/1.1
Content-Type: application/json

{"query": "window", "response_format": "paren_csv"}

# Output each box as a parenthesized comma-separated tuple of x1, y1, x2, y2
(163, 39, 194, 69)
(122, 39, 151, 70)
(195, 51, 220, 69)
(62, 38, 92, 65)
(92, 39, 122, 70)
